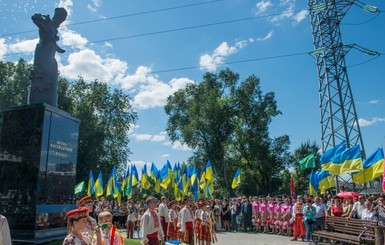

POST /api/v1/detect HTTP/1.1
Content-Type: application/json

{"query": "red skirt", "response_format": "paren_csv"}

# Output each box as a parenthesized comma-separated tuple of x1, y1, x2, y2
(199, 225, 211, 242)
(167, 221, 179, 240)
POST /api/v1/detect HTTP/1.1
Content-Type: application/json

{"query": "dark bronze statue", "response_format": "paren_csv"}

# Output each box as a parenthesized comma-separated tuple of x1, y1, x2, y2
(28, 8, 67, 107)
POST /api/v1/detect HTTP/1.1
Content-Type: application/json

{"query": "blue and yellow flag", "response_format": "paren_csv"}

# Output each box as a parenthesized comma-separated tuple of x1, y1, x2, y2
(131, 164, 139, 186)
(329, 145, 363, 175)
(352, 148, 384, 184)
(122, 167, 130, 196)
(308, 169, 318, 197)
(205, 160, 214, 183)
(94, 171, 104, 197)
(231, 168, 241, 189)
(106, 166, 117, 197)
(141, 164, 151, 190)
(321, 141, 346, 171)
(87, 170, 95, 196)
(150, 163, 158, 181)
(316, 170, 335, 194)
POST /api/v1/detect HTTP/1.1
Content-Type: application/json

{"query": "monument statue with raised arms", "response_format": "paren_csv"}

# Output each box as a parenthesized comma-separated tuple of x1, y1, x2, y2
(29, 7, 67, 107)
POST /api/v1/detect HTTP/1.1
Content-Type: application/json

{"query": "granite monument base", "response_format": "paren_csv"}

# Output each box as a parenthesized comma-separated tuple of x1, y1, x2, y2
(0, 103, 80, 244)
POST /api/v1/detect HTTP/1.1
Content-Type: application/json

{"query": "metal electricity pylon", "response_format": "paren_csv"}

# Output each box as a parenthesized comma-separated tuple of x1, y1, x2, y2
(308, 0, 366, 157)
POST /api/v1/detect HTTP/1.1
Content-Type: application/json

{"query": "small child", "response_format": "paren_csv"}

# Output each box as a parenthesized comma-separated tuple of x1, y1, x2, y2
(126, 210, 137, 239)
(98, 211, 123, 245)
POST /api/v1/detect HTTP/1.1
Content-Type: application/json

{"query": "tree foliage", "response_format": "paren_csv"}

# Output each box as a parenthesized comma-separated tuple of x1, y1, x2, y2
(0, 59, 138, 182)
(165, 68, 290, 195)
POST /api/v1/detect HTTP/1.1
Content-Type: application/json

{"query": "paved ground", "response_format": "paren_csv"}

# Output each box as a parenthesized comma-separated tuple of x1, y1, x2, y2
(120, 229, 330, 245)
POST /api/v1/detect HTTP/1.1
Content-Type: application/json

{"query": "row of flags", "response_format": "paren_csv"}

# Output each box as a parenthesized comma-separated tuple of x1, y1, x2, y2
(75, 160, 242, 201)
(303, 141, 385, 196)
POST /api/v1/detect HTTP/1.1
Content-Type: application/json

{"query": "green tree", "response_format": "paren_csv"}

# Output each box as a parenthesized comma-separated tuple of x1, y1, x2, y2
(165, 69, 236, 187)
(165, 68, 289, 194)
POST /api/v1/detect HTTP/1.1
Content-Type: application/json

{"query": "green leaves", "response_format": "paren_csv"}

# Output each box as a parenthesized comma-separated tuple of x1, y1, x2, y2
(165, 68, 287, 195)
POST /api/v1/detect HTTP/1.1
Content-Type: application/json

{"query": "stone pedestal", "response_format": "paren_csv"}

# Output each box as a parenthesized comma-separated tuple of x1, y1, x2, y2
(0, 103, 80, 243)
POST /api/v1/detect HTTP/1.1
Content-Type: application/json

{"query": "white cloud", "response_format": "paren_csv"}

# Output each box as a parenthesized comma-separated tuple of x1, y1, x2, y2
(369, 100, 379, 105)
(133, 132, 167, 142)
(0, 39, 6, 59)
(87, 4, 98, 13)
(133, 77, 194, 109)
(163, 141, 192, 151)
(199, 40, 252, 72)
(293, 10, 308, 24)
(256, 1, 273, 15)
(358, 117, 385, 127)
(59, 48, 128, 81)
(60, 28, 88, 48)
(134, 134, 153, 141)
(87, 0, 102, 13)
(258, 0, 307, 25)
(7, 38, 38, 54)
(162, 154, 170, 158)
(257, 31, 274, 41)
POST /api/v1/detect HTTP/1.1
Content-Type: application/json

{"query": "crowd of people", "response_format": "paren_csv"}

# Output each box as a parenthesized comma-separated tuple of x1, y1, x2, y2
(39, 190, 385, 244)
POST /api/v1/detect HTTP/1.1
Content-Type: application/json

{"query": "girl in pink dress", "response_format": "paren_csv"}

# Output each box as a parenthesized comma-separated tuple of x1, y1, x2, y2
(260, 198, 268, 233)
(281, 198, 292, 236)
(273, 198, 282, 234)
(252, 197, 260, 232)
(267, 199, 275, 233)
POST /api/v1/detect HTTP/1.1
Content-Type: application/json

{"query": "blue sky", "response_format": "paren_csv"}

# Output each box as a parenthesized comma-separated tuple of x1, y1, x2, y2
(1, 0, 384, 171)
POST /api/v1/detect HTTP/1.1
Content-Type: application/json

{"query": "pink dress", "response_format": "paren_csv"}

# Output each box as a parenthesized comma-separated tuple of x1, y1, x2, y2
(274, 204, 282, 227)
(260, 203, 267, 224)
(267, 204, 275, 225)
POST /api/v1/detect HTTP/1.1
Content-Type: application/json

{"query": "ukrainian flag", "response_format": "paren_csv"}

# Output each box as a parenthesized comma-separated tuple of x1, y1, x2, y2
(131, 164, 139, 186)
(94, 171, 104, 197)
(141, 164, 151, 190)
(309, 169, 318, 197)
(87, 170, 95, 196)
(205, 160, 214, 183)
(231, 168, 241, 189)
(329, 145, 363, 175)
(321, 141, 346, 171)
(316, 170, 335, 194)
(352, 148, 384, 184)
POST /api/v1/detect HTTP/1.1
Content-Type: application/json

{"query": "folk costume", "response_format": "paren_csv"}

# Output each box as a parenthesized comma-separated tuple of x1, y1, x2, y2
(291, 197, 306, 241)
(141, 208, 164, 245)
(77, 196, 98, 235)
(158, 199, 170, 240)
(195, 203, 203, 242)
(167, 200, 179, 240)
(199, 207, 212, 244)
(63, 207, 101, 245)
(179, 203, 195, 245)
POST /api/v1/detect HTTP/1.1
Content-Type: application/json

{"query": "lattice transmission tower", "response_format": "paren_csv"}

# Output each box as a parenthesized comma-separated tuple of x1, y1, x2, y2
(308, 0, 366, 156)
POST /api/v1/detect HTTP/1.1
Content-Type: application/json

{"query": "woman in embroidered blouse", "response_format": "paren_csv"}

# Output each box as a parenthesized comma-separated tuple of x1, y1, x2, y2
(63, 207, 101, 245)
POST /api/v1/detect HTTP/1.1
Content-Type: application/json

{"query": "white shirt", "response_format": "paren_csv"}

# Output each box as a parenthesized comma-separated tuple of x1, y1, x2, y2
(0, 215, 11, 245)
(179, 206, 194, 232)
(231, 204, 237, 215)
(361, 209, 376, 221)
(140, 209, 164, 244)
(158, 203, 170, 222)
(352, 201, 365, 219)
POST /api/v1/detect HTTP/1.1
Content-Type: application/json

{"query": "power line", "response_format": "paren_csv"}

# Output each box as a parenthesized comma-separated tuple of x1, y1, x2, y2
(3, 10, 305, 57)
(0, 0, 224, 38)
